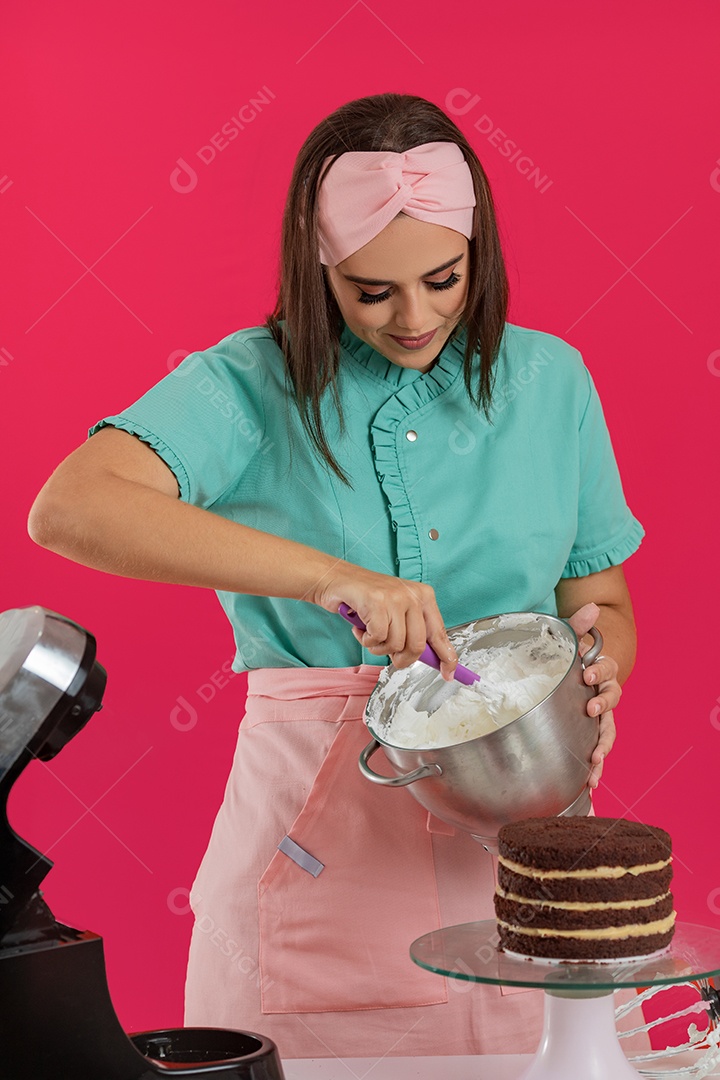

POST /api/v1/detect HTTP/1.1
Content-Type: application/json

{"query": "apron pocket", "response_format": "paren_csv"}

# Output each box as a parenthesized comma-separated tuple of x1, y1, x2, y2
(257, 719, 449, 1014)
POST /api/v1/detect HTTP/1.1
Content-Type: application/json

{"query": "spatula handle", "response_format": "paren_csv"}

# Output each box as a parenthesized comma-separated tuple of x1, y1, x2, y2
(337, 603, 480, 685)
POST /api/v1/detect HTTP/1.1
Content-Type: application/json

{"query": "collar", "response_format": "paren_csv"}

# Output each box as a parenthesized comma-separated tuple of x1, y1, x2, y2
(339, 322, 466, 388)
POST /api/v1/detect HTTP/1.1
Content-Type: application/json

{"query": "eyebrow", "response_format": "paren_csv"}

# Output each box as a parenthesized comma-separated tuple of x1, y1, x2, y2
(340, 253, 464, 287)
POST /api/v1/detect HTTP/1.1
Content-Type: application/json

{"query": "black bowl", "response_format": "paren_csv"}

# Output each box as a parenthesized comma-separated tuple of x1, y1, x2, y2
(129, 1026, 285, 1078)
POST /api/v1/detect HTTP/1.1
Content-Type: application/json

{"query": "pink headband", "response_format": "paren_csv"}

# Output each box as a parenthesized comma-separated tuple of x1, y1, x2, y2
(317, 141, 476, 267)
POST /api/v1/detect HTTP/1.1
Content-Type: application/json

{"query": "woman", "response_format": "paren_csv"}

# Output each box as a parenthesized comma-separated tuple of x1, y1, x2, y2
(28, 93, 644, 1059)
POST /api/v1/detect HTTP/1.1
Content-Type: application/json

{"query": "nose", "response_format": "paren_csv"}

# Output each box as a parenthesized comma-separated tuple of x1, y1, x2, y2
(392, 288, 434, 334)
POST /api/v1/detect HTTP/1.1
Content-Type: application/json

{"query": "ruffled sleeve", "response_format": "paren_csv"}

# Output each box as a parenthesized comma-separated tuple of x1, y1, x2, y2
(560, 366, 645, 578)
(87, 332, 268, 510)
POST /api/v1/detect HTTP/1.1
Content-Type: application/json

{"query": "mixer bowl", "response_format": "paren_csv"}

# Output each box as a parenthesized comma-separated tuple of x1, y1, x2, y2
(359, 611, 602, 852)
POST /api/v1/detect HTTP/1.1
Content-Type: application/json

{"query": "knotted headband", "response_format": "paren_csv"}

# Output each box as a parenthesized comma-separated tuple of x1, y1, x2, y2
(317, 141, 476, 267)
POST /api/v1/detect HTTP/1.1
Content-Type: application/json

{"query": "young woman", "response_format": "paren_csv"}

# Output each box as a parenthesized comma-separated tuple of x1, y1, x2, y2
(28, 93, 645, 1059)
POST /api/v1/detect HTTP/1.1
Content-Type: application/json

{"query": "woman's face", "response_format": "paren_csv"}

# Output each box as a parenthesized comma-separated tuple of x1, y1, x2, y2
(324, 213, 470, 373)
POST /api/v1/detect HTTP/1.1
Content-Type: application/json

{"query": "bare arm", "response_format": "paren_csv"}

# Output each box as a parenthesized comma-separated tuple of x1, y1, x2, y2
(28, 427, 344, 599)
(27, 427, 459, 677)
(555, 564, 637, 685)
(555, 564, 638, 787)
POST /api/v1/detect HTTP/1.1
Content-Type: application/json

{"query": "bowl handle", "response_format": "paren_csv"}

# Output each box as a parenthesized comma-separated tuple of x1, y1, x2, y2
(358, 739, 442, 787)
(581, 625, 604, 668)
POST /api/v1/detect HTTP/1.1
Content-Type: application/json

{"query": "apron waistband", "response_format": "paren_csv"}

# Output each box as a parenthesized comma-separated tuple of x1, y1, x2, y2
(246, 664, 384, 701)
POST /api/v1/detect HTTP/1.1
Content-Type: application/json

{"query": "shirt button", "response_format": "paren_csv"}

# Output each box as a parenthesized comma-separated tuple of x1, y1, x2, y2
(406, 430, 418, 442)
(428, 528, 440, 540)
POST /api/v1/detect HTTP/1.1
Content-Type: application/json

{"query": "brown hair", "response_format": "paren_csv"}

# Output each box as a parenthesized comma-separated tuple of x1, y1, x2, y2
(263, 92, 509, 485)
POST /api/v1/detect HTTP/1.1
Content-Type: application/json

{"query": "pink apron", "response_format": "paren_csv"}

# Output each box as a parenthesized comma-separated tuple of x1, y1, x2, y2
(183, 665, 649, 1060)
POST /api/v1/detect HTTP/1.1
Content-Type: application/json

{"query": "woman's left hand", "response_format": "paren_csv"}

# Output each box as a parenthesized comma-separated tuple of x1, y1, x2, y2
(567, 602, 621, 790)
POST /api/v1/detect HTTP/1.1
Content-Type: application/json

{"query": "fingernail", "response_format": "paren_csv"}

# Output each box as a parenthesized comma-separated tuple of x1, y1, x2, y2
(588, 673, 596, 684)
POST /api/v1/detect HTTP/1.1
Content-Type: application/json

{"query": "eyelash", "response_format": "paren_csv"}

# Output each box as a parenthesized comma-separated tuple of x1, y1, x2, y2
(357, 271, 463, 305)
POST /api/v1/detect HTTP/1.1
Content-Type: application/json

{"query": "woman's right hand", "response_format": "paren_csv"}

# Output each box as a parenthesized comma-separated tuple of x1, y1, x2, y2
(312, 565, 459, 681)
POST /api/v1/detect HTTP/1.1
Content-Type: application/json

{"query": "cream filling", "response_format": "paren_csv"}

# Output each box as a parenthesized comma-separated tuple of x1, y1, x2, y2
(498, 912, 676, 940)
(498, 856, 671, 880)
(495, 886, 670, 911)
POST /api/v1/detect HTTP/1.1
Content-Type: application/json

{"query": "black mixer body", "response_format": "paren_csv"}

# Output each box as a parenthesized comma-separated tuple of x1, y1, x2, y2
(0, 606, 284, 1080)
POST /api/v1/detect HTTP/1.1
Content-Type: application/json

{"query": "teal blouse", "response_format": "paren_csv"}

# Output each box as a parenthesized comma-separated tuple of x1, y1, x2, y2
(88, 320, 644, 672)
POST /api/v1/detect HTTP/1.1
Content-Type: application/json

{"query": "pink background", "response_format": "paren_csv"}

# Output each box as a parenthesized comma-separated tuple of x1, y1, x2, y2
(2, 0, 719, 1052)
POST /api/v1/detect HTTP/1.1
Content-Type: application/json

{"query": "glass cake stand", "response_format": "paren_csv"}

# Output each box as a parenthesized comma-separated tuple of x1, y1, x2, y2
(410, 920, 720, 1079)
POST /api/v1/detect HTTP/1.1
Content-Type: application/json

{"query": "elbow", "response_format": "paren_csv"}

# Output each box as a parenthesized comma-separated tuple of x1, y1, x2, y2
(27, 488, 68, 550)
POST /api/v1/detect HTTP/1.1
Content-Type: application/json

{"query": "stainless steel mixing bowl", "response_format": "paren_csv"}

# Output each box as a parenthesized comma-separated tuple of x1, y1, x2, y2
(358, 611, 602, 852)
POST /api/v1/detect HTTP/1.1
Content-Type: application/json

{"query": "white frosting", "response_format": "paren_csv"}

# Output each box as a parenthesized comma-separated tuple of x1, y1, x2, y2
(380, 619, 575, 749)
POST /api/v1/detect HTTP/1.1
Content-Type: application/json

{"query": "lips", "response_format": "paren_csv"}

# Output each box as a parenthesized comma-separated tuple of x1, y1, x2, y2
(389, 328, 438, 349)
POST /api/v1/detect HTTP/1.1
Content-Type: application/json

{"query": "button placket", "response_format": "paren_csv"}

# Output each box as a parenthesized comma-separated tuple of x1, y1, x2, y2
(368, 346, 464, 584)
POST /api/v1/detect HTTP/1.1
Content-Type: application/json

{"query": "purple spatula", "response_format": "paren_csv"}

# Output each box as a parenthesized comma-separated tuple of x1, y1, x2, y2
(337, 602, 481, 685)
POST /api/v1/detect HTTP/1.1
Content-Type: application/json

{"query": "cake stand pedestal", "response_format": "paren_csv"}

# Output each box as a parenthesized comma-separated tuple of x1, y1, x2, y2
(519, 989, 642, 1079)
(410, 920, 720, 1080)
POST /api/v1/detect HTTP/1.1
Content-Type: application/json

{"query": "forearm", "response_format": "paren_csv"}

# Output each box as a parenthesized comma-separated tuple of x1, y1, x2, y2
(584, 602, 637, 686)
(554, 565, 638, 686)
(29, 474, 342, 602)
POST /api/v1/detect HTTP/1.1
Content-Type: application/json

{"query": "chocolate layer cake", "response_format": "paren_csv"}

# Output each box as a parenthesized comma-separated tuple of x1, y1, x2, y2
(494, 817, 675, 961)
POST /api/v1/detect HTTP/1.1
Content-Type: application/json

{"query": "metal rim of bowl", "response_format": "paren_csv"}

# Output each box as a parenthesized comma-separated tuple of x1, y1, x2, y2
(365, 610, 585, 750)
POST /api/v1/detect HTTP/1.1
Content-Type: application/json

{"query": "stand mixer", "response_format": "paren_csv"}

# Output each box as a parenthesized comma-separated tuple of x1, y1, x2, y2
(0, 604, 284, 1080)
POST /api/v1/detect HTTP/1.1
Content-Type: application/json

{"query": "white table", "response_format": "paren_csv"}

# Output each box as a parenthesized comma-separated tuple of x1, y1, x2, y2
(283, 1058, 531, 1079)
(283, 1049, 720, 1078)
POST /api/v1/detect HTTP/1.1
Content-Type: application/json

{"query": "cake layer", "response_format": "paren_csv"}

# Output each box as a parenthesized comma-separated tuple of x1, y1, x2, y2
(495, 816, 675, 961)
(498, 862, 673, 903)
(498, 816, 672, 872)
(494, 890, 673, 931)
(497, 923, 675, 961)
